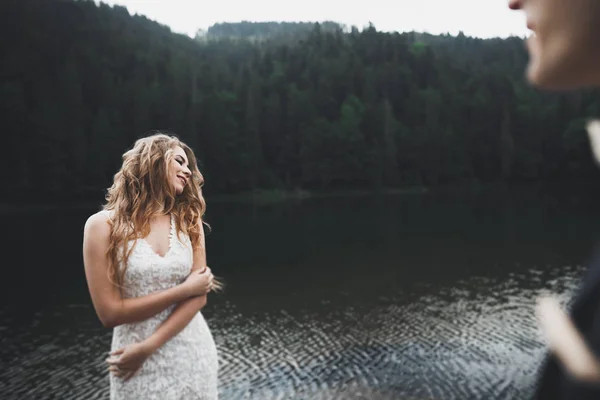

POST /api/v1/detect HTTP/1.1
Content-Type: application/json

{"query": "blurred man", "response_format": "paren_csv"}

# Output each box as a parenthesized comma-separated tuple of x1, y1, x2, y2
(508, 1, 600, 398)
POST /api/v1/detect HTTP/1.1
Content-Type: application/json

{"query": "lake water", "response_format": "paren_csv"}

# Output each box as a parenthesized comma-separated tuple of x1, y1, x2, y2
(2, 184, 599, 399)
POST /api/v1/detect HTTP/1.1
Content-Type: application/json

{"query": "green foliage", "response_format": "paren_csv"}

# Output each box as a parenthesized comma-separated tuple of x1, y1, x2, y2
(3, 0, 600, 202)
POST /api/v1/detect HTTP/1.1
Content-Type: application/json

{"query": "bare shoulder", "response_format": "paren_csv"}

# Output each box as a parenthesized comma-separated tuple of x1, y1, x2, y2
(83, 210, 111, 241)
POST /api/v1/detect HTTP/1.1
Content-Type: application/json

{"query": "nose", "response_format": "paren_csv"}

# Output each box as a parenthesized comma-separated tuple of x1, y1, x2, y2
(508, 0, 523, 10)
(183, 166, 191, 177)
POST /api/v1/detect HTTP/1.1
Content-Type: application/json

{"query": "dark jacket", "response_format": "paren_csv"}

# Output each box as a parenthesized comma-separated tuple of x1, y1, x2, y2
(534, 245, 600, 399)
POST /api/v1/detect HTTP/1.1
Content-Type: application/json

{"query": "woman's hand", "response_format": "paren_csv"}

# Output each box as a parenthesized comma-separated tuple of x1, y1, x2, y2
(183, 266, 213, 297)
(106, 342, 154, 381)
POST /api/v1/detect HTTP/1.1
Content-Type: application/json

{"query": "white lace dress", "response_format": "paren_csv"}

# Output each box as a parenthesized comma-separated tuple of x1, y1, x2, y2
(108, 213, 219, 400)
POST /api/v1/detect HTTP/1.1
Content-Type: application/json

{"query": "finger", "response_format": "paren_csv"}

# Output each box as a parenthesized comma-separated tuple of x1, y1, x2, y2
(109, 366, 125, 377)
(106, 357, 122, 365)
(123, 370, 136, 381)
(110, 348, 125, 356)
(203, 266, 212, 275)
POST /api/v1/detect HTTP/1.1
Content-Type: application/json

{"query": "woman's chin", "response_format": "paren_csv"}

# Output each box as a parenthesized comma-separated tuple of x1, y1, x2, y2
(171, 184, 184, 196)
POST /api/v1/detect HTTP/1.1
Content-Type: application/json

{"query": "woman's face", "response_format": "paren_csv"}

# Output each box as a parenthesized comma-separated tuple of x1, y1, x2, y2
(168, 146, 192, 195)
(509, 0, 600, 90)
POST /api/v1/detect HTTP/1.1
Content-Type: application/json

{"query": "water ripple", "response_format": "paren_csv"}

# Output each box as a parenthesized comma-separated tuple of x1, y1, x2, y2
(0, 265, 583, 399)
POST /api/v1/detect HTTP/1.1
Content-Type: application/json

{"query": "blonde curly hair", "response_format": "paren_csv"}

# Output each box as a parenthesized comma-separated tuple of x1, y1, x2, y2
(102, 132, 222, 291)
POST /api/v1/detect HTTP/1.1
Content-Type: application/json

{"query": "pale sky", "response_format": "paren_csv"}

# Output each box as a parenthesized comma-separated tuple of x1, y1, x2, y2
(96, 0, 528, 39)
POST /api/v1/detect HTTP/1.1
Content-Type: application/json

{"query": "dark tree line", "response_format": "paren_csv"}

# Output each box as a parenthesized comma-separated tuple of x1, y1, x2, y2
(2, 0, 600, 202)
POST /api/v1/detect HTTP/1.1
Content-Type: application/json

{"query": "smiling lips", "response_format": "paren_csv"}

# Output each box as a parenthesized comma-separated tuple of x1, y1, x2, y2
(177, 176, 187, 187)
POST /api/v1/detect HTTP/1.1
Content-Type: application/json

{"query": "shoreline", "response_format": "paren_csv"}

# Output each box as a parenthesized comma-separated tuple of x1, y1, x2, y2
(2, 180, 597, 212)
(207, 186, 430, 204)
(0, 186, 430, 212)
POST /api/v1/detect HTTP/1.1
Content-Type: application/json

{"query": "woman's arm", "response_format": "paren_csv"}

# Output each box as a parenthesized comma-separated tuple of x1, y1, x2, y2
(107, 222, 213, 380)
(83, 212, 208, 328)
(141, 221, 212, 351)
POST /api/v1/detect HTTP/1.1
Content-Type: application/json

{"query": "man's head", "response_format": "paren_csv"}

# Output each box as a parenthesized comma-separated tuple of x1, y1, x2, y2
(509, 0, 600, 90)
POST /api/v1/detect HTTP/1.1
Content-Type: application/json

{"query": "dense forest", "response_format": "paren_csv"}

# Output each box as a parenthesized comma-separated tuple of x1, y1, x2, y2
(2, 0, 600, 202)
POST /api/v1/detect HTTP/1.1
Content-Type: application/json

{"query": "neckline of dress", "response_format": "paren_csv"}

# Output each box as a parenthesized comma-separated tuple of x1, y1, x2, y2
(140, 214, 175, 259)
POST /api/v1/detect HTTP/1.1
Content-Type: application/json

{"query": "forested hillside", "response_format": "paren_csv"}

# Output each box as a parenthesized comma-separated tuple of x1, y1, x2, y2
(2, 0, 600, 201)
(201, 21, 343, 40)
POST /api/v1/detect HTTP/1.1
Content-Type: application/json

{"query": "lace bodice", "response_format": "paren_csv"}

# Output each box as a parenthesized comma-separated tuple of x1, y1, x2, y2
(120, 214, 193, 299)
(107, 212, 219, 400)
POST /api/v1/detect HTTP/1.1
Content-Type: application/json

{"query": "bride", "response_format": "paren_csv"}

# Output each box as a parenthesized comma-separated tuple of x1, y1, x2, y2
(82, 132, 222, 399)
